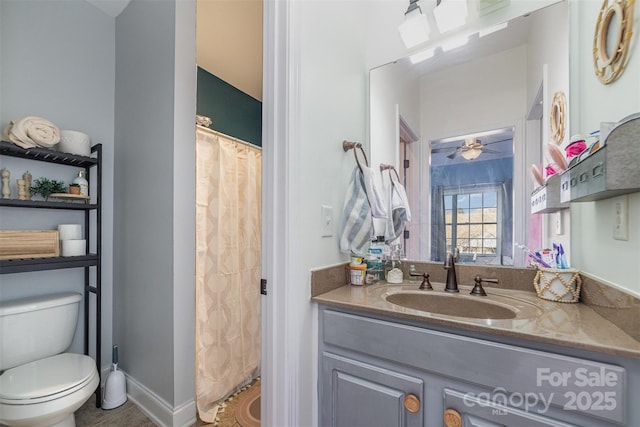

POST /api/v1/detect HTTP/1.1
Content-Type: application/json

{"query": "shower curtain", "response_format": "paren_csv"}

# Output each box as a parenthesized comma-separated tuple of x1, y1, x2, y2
(195, 126, 262, 422)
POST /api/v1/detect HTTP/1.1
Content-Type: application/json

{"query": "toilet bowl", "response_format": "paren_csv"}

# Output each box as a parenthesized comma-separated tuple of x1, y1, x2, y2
(0, 354, 99, 427)
(0, 294, 99, 427)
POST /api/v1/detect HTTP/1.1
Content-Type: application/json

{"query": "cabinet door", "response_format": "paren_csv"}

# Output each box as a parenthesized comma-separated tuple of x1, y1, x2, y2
(321, 352, 424, 427)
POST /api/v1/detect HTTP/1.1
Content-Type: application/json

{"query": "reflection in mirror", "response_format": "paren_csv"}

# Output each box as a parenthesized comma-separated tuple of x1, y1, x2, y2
(430, 127, 514, 265)
(369, 1, 569, 268)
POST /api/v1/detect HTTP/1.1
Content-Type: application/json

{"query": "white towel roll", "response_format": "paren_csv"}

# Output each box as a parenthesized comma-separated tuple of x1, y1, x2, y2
(6, 116, 61, 148)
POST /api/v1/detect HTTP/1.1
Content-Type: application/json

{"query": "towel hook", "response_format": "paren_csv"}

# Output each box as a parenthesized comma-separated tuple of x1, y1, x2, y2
(343, 140, 369, 172)
(380, 163, 400, 182)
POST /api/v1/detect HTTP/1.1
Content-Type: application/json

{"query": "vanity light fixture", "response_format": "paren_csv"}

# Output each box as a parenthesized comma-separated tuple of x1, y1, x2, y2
(399, 0, 431, 49)
(410, 47, 436, 64)
(433, 0, 468, 34)
(478, 21, 508, 38)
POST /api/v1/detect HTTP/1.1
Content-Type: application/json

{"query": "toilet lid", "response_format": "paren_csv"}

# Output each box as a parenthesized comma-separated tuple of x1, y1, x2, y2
(0, 353, 97, 401)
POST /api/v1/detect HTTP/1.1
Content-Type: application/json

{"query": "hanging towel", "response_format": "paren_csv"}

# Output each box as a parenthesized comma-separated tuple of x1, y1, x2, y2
(361, 166, 387, 219)
(384, 174, 412, 244)
(340, 167, 376, 255)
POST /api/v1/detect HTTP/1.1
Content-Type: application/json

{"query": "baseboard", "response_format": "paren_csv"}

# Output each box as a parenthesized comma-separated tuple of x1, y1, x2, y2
(121, 369, 196, 427)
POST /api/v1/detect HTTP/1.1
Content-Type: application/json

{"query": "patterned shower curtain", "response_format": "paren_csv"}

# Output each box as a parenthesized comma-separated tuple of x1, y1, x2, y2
(195, 126, 261, 423)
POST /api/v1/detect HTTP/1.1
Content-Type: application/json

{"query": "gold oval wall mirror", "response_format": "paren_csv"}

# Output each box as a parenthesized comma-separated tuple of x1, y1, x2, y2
(550, 91, 566, 144)
(593, 0, 635, 84)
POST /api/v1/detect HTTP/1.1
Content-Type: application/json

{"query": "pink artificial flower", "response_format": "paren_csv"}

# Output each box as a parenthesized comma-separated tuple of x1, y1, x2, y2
(565, 140, 586, 157)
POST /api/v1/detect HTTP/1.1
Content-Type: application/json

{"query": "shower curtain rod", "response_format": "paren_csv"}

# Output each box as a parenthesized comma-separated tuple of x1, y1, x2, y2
(196, 124, 262, 151)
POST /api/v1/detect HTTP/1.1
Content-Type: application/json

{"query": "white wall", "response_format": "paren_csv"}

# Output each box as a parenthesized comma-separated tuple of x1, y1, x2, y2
(297, 1, 370, 422)
(370, 62, 420, 170)
(0, 0, 115, 372)
(420, 46, 527, 141)
(263, 1, 370, 425)
(114, 1, 196, 422)
(569, 0, 640, 295)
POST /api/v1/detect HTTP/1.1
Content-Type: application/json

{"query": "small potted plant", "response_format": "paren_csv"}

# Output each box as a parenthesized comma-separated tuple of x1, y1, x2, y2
(30, 178, 66, 201)
(68, 183, 81, 195)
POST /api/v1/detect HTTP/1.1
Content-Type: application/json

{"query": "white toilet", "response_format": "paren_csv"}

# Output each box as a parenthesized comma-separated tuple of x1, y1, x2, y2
(0, 293, 99, 427)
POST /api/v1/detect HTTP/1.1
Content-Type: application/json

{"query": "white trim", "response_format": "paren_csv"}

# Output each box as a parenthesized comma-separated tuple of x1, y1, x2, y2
(399, 114, 420, 143)
(124, 371, 196, 427)
(261, 0, 300, 426)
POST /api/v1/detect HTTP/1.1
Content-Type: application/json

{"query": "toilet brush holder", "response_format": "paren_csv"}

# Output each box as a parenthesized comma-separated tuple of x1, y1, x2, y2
(102, 345, 127, 410)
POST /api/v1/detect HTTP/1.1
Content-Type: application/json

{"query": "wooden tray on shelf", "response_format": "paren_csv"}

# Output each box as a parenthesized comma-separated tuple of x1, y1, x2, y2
(49, 193, 90, 201)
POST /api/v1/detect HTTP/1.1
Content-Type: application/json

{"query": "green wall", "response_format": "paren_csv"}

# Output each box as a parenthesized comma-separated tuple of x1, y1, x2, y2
(196, 67, 262, 147)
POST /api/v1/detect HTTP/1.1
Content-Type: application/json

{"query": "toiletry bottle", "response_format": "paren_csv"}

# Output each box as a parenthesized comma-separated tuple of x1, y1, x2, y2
(73, 170, 89, 196)
(408, 265, 417, 283)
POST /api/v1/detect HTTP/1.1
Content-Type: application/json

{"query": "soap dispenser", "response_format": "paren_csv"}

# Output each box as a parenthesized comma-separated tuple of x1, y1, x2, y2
(73, 170, 89, 196)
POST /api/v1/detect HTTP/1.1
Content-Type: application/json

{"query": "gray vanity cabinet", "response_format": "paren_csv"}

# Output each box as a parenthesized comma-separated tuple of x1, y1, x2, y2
(318, 306, 630, 427)
(321, 352, 424, 427)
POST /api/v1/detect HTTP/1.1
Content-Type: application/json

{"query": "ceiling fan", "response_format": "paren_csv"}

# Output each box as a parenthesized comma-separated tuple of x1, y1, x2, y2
(431, 137, 510, 160)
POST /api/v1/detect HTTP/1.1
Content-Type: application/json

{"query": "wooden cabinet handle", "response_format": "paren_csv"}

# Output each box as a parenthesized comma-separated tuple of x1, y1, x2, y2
(443, 408, 462, 427)
(403, 393, 420, 413)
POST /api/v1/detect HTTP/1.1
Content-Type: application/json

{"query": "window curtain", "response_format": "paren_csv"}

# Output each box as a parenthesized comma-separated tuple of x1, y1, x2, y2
(501, 179, 513, 262)
(195, 127, 261, 423)
(430, 185, 445, 262)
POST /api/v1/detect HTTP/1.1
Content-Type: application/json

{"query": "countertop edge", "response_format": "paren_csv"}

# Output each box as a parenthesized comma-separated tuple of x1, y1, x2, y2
(312, 290, 640, 361)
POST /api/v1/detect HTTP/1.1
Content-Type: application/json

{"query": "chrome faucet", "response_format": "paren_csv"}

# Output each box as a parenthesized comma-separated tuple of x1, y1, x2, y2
(443, 250, 459, 293)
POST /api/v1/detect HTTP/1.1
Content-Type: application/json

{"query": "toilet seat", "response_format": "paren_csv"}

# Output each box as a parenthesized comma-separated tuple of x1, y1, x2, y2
(0, 353, 97, 405)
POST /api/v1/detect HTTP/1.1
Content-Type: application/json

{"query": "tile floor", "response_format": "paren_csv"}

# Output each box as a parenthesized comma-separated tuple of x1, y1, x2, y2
(76, 381, 258, 427)
(75, 395, 156, 426)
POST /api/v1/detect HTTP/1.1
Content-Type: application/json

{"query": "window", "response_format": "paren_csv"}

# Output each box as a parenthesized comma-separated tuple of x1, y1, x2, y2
(444, 189, 500, 258)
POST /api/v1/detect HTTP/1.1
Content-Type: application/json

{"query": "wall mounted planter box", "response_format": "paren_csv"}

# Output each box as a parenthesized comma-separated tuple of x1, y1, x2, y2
(562, 115, 640, 203)
(531, 174, 568, 214)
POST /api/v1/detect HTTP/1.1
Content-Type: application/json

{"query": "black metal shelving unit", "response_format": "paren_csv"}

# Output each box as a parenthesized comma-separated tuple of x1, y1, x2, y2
(0, 140, 103, 408)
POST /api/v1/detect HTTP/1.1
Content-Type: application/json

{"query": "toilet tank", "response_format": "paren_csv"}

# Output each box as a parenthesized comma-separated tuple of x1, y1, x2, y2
(0, 293, 82, 371)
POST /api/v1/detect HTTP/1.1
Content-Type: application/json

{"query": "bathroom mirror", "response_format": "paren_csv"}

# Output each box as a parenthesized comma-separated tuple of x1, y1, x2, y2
(369, 0, 569, 267)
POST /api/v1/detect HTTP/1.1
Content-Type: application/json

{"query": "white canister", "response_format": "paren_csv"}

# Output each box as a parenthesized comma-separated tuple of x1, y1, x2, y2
(58, 224, 82, 240)
(61, 239, 86, 257)
(349, 263, 367, 286)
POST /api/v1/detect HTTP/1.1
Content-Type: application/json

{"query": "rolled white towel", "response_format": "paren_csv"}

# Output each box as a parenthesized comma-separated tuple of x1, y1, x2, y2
(6, 116, 60, 148)
(4, 121, 36, 148)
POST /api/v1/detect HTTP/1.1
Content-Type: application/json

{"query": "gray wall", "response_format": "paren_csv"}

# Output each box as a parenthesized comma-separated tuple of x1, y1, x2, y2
(1, 0, 197, 416)
(114, 0, 196, 408)
(0, 0, 115, 371)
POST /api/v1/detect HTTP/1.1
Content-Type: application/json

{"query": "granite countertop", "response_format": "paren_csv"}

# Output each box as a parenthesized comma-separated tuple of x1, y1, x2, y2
(312, 281, 640, 360)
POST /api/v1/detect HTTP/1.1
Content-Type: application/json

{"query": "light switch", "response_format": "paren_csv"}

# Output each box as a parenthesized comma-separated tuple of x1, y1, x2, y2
(321, 205, 333, 237)
(554, 211, 563, 235)
(613, 196, 628, 241)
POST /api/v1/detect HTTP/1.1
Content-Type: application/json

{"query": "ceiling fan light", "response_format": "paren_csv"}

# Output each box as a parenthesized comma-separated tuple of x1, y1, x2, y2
(399, 7, 431, 49)
(461, 149, 482, 160)
(434, 0, 468, 34)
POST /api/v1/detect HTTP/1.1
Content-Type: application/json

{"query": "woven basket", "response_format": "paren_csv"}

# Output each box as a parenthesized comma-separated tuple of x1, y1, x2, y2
(533, 267, 581, 303)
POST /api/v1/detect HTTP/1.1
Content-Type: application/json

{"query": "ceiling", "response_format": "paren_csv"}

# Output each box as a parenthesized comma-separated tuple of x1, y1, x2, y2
(86, 0, 264, 102)
(196, 0, 263, 101)
(408, 13, 533, 79)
